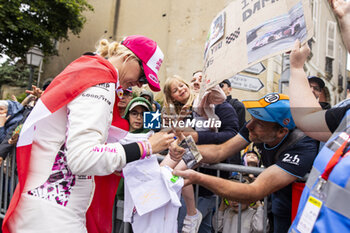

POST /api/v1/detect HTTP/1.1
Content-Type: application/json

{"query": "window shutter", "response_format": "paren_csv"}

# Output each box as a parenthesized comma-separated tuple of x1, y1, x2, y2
(326, 21, 336, 58)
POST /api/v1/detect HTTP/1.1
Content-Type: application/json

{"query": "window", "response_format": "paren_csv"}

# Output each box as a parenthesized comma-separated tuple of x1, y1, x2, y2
(326, 21, 337, 58)
(274, 55, 282, 74)
(325, 57, 334, 79)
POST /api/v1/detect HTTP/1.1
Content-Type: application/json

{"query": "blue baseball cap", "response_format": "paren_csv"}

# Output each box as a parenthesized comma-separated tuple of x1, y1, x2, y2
(242, 93, 295, 130)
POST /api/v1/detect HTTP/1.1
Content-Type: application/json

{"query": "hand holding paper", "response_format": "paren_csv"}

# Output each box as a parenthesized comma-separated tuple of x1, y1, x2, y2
(329, 0, 350, 19)
(290, 40, 310, 69)
(178, 135, 203, 169)
(169, 133, 186, 162)
(172, 168, 199, 187)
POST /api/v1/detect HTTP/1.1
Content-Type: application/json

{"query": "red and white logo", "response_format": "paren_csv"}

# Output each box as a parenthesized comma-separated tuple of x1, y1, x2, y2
(148, 74, 159, 83)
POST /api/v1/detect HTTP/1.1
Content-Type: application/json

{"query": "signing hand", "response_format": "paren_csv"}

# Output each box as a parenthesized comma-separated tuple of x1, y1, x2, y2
(148, 131, 176, 154)
(290, 40, 310, 69)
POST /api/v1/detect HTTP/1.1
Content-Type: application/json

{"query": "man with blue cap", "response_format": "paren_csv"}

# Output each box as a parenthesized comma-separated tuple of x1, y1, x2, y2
(173, 93, 318, 233)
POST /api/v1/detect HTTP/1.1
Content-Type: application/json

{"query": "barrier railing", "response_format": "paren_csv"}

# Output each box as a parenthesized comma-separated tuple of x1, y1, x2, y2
(0, 151, 269, 233)
(113, 156, 268, 233)
(0, 147, 18, 219)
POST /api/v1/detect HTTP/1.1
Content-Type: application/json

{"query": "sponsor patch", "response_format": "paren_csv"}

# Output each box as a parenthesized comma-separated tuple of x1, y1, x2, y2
(148, 74, 159, 84)
(264, 93, 280, 103)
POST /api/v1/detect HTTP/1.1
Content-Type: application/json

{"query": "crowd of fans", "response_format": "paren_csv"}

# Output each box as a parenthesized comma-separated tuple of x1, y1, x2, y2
(1, 1, 350, 232)
(1, 52, 349, 233)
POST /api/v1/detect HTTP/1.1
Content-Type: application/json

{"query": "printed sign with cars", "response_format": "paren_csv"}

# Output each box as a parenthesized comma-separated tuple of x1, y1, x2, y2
(201, 0, 313, 92)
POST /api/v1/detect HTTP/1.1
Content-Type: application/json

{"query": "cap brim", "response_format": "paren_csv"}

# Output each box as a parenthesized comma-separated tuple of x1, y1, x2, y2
(143, 62, 161, 92)
(308, 77, 325, 89)
(246, 107, 276, 122)
(243, 100, 276, 122)
(129, 101, 150, 111)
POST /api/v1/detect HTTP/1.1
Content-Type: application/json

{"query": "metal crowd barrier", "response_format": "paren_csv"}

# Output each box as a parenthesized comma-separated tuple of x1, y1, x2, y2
(0, 150, 270, 233)
(199, 162, 267, 233)
(112, 156, 269, 233)
(0, 147, 18, 219)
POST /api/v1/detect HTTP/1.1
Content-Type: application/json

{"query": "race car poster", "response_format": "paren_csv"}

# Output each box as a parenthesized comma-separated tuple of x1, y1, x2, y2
(201, 0, 313, 92)
(247, 2, 306, 63)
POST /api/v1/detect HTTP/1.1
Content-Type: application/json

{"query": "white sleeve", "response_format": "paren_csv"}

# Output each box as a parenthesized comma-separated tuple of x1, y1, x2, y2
(212, 210, 224, 232)
(251, 206, 265, 233)
(65, 83, 127, 175)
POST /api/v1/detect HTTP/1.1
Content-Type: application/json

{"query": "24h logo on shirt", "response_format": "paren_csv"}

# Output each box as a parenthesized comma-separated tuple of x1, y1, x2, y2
(282, 153, 300, 166)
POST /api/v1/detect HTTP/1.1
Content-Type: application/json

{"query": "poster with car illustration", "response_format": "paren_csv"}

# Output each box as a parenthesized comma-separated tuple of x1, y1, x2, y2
(201, 0, 313, 93)
(247, 2, 307, 63)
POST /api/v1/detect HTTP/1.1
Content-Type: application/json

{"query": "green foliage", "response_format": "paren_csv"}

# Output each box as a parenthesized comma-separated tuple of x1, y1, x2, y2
(15, 92, 27, 103)
(0, 0, 93, 59)
(0, 58, 31, 87)
(4, 91, 26, 103)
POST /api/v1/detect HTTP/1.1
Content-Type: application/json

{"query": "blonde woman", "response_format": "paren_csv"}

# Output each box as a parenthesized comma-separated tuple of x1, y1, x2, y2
(3, 35, 177, 233)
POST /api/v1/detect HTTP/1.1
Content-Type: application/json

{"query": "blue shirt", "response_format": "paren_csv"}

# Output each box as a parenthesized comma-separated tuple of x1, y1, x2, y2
(239, 124, 318, 217)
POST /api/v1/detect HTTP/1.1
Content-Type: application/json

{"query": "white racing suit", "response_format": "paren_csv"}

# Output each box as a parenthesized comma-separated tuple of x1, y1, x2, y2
(9, 83, 128, 233)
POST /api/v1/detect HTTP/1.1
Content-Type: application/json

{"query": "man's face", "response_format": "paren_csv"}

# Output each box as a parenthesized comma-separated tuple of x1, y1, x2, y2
(309, 81, 322, 99)
(190, 72, 202, 92)
(246, 117, 282, 144)
(220, 83, 232, 96)
(118, 92, 133, 108)
(141, 95, 151, 102)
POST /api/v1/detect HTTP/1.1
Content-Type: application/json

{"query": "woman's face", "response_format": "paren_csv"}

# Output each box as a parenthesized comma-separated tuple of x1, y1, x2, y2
(0, 106, 8, 115)
(116, 56, 144, 89)
(170, 80, 190, 104)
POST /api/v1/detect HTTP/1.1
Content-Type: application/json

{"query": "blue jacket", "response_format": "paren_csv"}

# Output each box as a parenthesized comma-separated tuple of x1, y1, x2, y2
(197, 101, 239, 145)
(0, 100, 24, 142)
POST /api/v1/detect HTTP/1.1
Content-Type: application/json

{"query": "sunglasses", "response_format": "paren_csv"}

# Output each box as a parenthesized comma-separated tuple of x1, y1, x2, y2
(310, 85, 321, 92)
(219, 83, 224, 88)
(123, 92, 133, 98)
(138, 60, 148, 85)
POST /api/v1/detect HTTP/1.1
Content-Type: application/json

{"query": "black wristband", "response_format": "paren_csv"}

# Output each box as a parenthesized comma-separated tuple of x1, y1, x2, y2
(122, 142, 141, 163)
